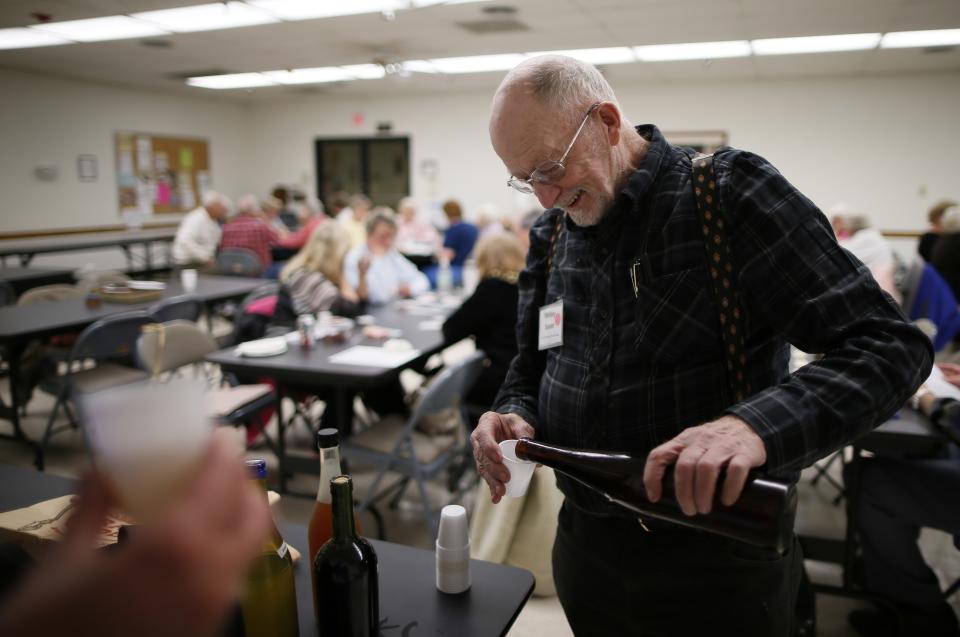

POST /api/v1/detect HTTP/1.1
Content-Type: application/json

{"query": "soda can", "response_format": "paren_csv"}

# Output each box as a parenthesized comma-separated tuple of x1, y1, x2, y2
(297, 314, 316, 350)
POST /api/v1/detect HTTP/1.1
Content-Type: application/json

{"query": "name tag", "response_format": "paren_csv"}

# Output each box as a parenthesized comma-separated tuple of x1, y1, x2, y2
(538, 299, 564, 350)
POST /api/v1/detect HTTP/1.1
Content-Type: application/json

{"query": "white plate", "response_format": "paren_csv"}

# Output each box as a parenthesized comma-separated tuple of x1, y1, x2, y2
(128, 280, 166, 291)
(235, 337, 289, 358)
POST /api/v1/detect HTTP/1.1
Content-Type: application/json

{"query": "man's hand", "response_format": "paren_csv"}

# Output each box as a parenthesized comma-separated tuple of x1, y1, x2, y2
(938, 363, 960, 389)
(398, 283, 413, 298)
(642, 416, 766, 516)
(470, 412, 535, 503)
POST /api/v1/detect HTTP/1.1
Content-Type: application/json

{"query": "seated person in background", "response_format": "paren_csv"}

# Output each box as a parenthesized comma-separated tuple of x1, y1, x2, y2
(343, 209, 429, 305)
(919, 199, 956, 262)
(442, 233, 523, 410)
(261, 196, 290, 237)
(426, 199, 479, 287)
(0, 430, 270, 637)
(271, 185, 300, 231)
(337, 194, 372, 249)
(276, 199, 327, 253)
(219, 194, 281, 267)
(513, 208, 543, 253)
(171, 191, 230, 269)
(836, 212, 901, 303)
(278, 222, 368, 319)
(931, 205, 960, 302)
(846, 363, 960, 637)
(396, 196, 440, 255)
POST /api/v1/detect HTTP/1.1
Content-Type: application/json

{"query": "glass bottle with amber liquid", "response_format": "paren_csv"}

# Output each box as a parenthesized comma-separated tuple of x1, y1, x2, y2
(308, 429, 362, 619)
(314, 475, 379, 637)
(240, 459, 299, 637)
(515, 438, 797, 552)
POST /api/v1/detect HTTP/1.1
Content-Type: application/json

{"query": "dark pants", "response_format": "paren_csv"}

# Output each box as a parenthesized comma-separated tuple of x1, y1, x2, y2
(854, 456, 960, 608)
(552, 502, 802, 637)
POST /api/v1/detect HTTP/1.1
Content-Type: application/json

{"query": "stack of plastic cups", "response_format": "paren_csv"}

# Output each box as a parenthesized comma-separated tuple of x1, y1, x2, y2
(435, 504, 471, 594)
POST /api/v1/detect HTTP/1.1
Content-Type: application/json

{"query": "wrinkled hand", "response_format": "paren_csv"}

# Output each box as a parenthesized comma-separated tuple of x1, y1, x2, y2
(398, 283, 413, 298)
(938, 363, 960, 390)
(642, 416, 766, 516)
(470, 412, 535, 504)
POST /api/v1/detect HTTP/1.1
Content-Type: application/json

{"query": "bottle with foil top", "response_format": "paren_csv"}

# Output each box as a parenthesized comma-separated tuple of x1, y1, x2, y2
(241, 458, 299, 637)
(514, 438, 797, 553)
(297, 314, 315, 350)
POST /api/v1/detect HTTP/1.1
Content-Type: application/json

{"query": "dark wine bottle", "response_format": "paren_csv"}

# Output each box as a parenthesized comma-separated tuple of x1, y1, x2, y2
(515, 438, 797, 552)
(314, 475, 379, 637)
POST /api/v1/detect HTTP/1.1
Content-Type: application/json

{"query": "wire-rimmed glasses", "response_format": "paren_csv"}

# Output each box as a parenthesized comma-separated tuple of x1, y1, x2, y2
(506, 102, 601, 194)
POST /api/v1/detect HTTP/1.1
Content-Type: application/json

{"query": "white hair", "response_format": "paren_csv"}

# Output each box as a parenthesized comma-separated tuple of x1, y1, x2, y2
(202, 190, 231, 209)
(942, 206, 960, 232)
(498, 55, 619, 124)
(235, 194, 259, 214)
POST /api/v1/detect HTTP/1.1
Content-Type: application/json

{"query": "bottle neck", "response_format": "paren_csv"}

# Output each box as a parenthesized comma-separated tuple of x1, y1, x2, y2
(251, 477, 284, 552)
(316, 446, 342, 503)
(330, 478, 356, 542)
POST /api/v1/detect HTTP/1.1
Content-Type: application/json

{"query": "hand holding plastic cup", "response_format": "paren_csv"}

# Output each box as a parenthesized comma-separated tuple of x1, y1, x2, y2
(180, 268, 198, 292)
(78, 377, 212, 522)
(499, 439, 536, 498)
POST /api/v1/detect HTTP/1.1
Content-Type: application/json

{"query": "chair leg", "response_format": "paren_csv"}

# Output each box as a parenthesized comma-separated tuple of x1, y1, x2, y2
(388, 477, 411, 509)
(413, 469, 437, 539)
(35, 395, 64, 471)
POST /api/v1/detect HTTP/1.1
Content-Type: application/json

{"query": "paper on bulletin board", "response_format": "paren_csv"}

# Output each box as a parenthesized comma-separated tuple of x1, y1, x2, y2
(136, 136, 152, 171)
(179, 147, 193, 169)
(155, 151, 169, 173)
(180, 187, 196, 209)
(156, 182, 171, 205)
(196, 170, 211, 197)
(118, 151, 134, 176)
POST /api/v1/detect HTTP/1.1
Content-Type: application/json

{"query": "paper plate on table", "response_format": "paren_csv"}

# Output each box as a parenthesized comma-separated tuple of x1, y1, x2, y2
(127, 280, 166, 291)
(235, 337, 288, 358)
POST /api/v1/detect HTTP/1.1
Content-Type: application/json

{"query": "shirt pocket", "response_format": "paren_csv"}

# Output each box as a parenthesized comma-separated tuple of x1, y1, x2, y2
(632, 267, 723, 365)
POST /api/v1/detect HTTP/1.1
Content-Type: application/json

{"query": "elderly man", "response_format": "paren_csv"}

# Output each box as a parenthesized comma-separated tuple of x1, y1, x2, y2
(219, 194, 281, 267)
(172, 191, 230, 268)
(343, 208, 429, 305)
(471, 55, 932, 636)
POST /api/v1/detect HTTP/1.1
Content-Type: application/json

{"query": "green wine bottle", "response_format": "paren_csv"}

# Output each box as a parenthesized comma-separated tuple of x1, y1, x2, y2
(241, 459, 299, 637)
(314, 475, 379, 637)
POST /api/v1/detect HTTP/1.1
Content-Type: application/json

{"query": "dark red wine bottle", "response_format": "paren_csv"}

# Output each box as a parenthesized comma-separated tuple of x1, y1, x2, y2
(515, 438, 796, 552)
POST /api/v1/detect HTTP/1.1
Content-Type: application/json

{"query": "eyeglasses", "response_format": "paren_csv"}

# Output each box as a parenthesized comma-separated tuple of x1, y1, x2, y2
(506, 102, 601, 194)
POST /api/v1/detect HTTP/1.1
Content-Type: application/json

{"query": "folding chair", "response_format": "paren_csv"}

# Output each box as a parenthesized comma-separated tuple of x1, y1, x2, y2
(136, 320, 276, 449)
(35, 311, 155, 470)
(149, 293, 204, 323)
(216, 248, 263, 277)
(343, 351, 486, 538)
(0, 280, 15, 306)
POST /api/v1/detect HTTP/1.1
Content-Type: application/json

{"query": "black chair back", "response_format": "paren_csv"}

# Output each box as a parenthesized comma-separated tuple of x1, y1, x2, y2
(149, 294, 204, 323)
(0, 280, 15, 306)
(70, 311, 158, 369)
(217, 248, 263, 277)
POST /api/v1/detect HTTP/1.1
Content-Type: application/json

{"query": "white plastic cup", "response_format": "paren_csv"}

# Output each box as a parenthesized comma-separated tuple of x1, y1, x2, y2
(78, 377, 211, 522)
(180, 268, 198, 292)
(499, 439, 536, 498)
(436, 504, 471, 594)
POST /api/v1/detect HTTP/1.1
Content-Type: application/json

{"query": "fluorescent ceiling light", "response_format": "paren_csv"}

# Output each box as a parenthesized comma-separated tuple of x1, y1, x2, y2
(343, 64, 386, 79)
(188, 73, 276, 89)
(428, 53, 527, 74)
(32, 16, 169, 42)
(752, 33, 880, 55)
(0, 27, 71, 50)
(263, 67, 354, 84)
(134, 2, 277, 33)
(249, 0, 403, 20)
(634, 40, 750, 61)
(527, 47, 635, 65)
(881, 28, 960, 49)
(402, 60, 439, 74)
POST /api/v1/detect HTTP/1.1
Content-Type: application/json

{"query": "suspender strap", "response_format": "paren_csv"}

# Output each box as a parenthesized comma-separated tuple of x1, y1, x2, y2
(691, 154, 750, 403)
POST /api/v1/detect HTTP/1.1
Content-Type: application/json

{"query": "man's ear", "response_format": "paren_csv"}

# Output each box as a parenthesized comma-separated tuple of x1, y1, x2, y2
(596, 102, 622, 146)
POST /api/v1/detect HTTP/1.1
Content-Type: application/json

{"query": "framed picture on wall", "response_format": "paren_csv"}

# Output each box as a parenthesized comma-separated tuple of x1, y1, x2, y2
(663, 130, 729, 154)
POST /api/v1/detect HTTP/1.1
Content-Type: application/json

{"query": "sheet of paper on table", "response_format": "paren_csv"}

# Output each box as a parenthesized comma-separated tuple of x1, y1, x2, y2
(925, 364, 960, 401)
(328, 345, 422, 368)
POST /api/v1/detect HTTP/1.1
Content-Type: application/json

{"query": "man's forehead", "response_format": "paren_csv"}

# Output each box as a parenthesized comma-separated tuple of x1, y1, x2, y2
(491, 96, 564, 174)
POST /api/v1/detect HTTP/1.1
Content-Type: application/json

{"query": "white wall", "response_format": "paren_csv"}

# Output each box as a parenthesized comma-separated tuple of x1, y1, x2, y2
(246, 71, 960, 235)
(0, 68, 249, 268)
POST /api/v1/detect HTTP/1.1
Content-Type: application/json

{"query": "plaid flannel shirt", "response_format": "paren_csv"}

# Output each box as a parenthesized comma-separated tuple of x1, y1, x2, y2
(220, 214, 280, 266)
(494, 124, 932, 517)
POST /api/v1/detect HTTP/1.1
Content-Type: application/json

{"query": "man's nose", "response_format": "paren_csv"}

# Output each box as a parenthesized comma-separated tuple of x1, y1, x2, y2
(531, 181, 562, 209)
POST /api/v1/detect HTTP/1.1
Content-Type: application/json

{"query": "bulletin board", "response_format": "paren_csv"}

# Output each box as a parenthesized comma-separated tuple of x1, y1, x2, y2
(115, 132, 210, 216)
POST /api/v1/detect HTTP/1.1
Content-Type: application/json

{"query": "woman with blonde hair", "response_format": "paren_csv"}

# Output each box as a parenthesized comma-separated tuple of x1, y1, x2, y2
(442, 232, 525, 410)
(280, 222, 369, 317)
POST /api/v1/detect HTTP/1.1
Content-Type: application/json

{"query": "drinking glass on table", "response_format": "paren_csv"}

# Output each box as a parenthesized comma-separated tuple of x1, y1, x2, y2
(78, 377, 212, 522)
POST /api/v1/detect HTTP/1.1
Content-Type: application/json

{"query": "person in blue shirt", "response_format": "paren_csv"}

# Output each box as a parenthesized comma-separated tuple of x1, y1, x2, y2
(426, 199, 479, 288)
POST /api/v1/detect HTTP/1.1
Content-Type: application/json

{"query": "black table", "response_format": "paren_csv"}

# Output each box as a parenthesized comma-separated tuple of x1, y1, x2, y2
(0, 275, 271, 442)
(0, 267, 76, 297)
(0, 228, 176, 273)
(798, 408, 947, 595)
(0, 464, 535, 637)
(207, 299, 457, 493)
